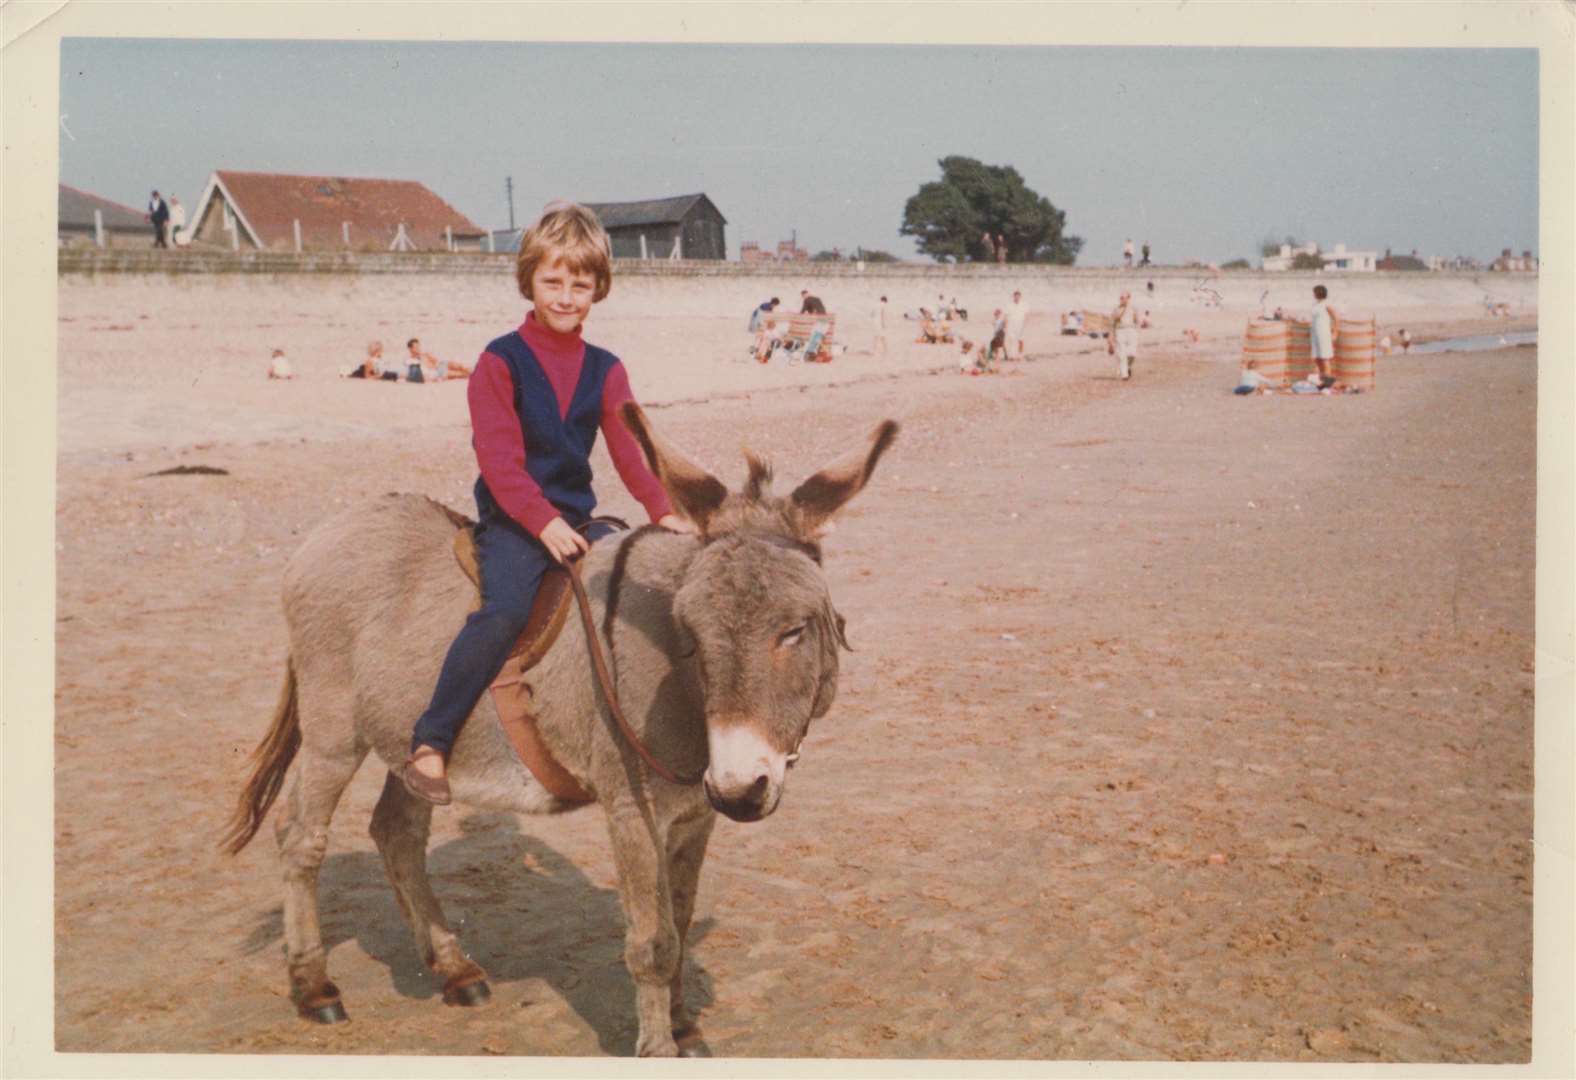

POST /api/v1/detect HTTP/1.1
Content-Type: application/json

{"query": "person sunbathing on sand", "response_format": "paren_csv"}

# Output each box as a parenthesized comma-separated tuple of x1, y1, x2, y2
(346, 340, 400, 380)
(1233, 357, 1276, 395)
(267, 348, 295, 380)
(406, 337, 473, 382)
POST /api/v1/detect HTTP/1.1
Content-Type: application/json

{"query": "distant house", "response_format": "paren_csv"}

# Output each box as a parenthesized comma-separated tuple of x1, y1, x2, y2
(740, 238, 809, 264)
(583, 194, 727, 260)
(58, 184, 148, 249)
(1490, 248, 1537, 272)
(1262, 241, 1377, 273)
(186, 170, 486, 252)
(1376, 249, 1429, 271)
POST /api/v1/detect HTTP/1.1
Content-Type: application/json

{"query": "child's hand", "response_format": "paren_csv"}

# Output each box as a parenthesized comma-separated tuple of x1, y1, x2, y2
(539, 517, 590, 564)
(657, 514, 695, 535)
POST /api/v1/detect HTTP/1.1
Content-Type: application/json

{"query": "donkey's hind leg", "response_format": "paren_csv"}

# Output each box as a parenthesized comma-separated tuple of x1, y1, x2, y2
(274, 741, 366, 1022)
(368, 772, 491, 1007)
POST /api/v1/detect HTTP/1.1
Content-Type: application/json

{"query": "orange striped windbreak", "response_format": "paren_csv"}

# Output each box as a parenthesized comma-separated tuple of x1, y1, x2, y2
(1240, 316, 1377, 390)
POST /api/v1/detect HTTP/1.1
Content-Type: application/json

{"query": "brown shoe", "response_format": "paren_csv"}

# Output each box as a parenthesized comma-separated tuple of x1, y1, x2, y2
(401, 746, 452, 806)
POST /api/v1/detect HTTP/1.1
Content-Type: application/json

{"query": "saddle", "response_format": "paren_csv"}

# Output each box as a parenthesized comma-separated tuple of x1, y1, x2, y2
(450, 523, 589, 804)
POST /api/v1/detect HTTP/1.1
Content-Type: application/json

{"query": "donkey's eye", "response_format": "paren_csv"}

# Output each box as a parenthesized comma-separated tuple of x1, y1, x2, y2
(778, 624, 806, 647)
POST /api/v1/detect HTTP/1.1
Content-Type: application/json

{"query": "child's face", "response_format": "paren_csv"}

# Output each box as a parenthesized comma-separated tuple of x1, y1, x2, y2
(532, 257, 597, 334)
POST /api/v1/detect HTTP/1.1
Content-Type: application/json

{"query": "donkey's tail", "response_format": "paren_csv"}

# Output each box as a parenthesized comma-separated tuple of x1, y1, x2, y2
(220, 656, 302, 855)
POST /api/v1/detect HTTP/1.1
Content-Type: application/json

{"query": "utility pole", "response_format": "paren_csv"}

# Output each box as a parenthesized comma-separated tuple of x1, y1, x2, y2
(505, 176, 516, 231)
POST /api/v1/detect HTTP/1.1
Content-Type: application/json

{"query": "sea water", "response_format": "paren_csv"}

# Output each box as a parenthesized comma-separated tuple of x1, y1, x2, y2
(1409, 330, 1538, 355)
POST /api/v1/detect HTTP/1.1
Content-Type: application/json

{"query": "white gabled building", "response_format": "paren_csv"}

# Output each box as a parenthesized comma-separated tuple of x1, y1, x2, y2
(1262, 241, 1377, 273)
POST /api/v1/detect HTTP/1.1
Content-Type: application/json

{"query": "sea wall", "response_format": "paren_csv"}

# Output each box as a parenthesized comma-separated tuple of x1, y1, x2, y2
(56, 248, 1538, 322)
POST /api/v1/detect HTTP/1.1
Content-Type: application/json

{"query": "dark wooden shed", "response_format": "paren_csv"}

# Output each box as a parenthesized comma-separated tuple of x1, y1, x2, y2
(583, 194, 727, 260)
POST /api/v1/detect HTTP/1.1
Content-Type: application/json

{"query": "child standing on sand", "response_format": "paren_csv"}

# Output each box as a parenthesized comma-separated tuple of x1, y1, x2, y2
(988, 309, 1008, 363)
(401, 202, 689, 805)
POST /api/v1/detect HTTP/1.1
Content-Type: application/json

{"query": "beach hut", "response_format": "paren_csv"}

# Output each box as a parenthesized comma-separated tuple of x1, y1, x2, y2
(583, 193, 728, 260)
(185, 171, 485, 253)
(57, 184, 148, 249)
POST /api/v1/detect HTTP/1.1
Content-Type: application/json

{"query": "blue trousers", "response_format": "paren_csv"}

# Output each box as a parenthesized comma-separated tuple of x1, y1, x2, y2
(411, 514, 614, 755)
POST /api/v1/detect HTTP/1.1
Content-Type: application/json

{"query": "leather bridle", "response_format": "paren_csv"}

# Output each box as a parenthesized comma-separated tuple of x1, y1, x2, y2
(566, 522, 706, 787)
(565, 521, 824, 788)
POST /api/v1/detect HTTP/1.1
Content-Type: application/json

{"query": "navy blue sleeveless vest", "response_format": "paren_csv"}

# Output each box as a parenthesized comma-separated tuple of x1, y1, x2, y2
(474, 331, 618, 528)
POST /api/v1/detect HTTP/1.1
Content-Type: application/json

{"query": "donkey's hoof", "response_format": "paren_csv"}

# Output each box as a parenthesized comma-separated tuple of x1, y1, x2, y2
(676, 1027, 712, 1057)
(299, 998, 349, 1024)
(677, 1040, 713, 1058)
(442, 976, 492, 1007)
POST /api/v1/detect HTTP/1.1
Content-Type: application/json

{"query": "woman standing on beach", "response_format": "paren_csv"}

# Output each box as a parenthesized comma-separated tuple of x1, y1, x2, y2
(1310, 285, 1339, 388)
(1108, 290, 1140, 381)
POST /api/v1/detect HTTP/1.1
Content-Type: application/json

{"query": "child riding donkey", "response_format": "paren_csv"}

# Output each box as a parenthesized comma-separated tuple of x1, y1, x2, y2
(402, 202, 689, 804)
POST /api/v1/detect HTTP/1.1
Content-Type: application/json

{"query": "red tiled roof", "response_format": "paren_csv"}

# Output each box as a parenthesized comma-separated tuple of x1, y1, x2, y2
(215, 170, 484, 250)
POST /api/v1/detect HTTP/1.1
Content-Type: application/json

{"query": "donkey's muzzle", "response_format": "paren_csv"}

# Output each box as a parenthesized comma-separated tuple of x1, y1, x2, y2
(704, 774, 776, 822)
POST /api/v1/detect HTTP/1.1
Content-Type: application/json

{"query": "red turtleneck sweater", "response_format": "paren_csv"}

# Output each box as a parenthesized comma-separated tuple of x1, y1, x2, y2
(469, 312, 672, 537)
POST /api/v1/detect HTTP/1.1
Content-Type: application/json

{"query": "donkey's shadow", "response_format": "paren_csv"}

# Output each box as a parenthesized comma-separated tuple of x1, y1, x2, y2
(243, 811, 715, 1056)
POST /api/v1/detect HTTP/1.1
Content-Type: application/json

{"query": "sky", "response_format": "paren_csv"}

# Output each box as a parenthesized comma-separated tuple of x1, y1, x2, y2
(58, 40, 1538, 266)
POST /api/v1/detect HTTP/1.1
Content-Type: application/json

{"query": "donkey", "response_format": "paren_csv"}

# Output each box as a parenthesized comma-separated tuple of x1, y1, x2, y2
(222, 403, 897, 1057)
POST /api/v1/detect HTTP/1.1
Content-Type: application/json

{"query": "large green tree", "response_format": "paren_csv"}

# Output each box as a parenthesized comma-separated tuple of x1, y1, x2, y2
(900, 156, 1083, 264)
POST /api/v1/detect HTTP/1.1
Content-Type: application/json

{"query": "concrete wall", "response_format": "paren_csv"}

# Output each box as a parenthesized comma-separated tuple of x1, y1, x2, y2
(56, 249, 1538, 321)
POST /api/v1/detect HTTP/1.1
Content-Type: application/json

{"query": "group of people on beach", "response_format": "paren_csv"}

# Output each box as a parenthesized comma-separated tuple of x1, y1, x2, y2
(1236, 284, 1368, 395)
(266, 338, 474, 382)
(746, 291, 837, 364)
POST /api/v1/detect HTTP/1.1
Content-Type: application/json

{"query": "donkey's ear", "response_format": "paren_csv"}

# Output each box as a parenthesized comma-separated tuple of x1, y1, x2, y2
(789, 419, 899, 540)
(619, 402, 728, 533)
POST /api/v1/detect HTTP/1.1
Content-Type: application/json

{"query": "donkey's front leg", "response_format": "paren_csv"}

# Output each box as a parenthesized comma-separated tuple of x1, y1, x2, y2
(666, 805, 715, 1051)
(604, 803, 681, 1057)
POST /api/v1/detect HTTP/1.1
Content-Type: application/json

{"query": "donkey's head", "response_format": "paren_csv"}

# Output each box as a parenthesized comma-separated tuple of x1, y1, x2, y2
(621, 403, 897, 822)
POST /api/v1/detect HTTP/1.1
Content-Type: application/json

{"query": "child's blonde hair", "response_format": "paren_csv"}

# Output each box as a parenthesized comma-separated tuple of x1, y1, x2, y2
(515, 201, 613, 303)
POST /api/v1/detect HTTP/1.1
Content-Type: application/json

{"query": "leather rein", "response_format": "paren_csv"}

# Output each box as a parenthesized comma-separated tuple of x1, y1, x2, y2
(566, 521, 706, 787)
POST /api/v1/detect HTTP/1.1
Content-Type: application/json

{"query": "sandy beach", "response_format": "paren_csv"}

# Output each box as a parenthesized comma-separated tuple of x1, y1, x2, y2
(53, 268, 1536, 1061)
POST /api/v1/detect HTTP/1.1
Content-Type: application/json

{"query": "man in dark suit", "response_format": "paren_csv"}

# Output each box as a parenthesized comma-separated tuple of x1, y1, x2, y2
(148, 190, 170, 249)
(800, 289, 826, 314)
